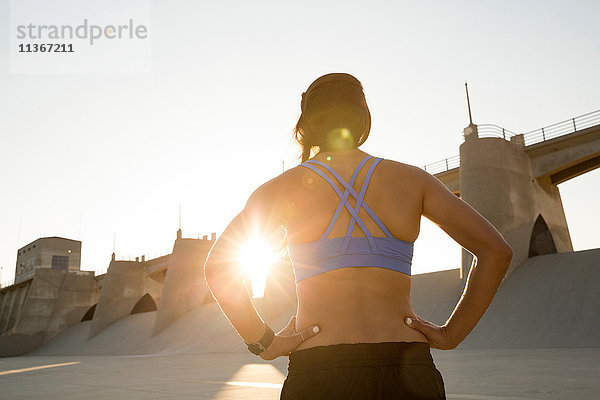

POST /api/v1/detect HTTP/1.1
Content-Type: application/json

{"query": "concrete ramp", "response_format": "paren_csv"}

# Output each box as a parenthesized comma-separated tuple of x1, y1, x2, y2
(411, 249, 600, 349)
(411, 268, 463, 326)
(459, 248, 600, 348)
(33, 248, 599, 355)
(32, 320, 93, 355)
(35, 299, 297, 356)
(34, 312, 155, 355)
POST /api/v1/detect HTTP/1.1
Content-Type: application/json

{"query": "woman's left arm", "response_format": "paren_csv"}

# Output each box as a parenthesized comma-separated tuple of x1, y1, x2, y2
(203, 181, 319, 360)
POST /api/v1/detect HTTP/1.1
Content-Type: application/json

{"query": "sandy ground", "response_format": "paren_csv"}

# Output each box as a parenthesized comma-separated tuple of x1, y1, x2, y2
(1, 347, 599, 399)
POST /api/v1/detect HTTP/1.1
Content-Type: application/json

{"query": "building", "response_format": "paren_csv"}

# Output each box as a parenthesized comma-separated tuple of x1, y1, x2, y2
(15, 237, 81, 284)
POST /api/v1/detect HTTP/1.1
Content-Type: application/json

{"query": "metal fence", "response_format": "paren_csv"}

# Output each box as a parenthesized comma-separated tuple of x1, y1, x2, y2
(422, 109, 600, 175)
(521, 109, 600, 146)
(422, 155, 460, 174)
(476, 124, 519, 140)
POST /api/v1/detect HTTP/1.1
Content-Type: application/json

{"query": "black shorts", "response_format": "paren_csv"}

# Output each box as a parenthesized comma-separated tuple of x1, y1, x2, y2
(280, 341, 446, 400)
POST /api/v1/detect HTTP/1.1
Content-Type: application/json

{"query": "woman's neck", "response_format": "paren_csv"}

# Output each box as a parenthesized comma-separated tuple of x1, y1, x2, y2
(314, 147, 366, 161)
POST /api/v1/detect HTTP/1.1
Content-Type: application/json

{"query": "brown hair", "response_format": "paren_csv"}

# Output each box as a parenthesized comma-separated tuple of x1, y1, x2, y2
(294, 73, 371, 162)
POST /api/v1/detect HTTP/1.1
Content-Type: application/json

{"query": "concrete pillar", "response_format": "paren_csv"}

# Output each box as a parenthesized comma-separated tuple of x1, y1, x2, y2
(0, 270, 99, 356)
(89, 260, 146, 339)
(459, 136, 573, 279)
(1, 288, 18, 333)
(43, 272, 99, 343)
(3, 270, 63, 337)
(11, 285, 30, 331)
(152, 237, 213, 336)
(0, 290, 10, 332)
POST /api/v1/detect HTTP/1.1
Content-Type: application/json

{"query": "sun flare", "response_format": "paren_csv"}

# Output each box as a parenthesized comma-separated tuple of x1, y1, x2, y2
(238, 239, 277, 298)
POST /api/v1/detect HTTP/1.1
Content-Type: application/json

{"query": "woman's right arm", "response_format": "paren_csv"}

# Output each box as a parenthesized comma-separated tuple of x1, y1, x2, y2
(405, 168, 513, 349)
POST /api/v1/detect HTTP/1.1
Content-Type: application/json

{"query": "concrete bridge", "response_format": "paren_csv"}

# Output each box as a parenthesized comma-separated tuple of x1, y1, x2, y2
(1, 109, 599, 357)
(424, 109, 600, 278)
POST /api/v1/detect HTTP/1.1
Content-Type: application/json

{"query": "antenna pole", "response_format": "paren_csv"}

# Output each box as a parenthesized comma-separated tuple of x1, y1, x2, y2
(465, 81, 473, 125)
(17, 212, 22, 247)
(78, 212, 82, 239)
(176, 205, 183, 239)
(178, 204, 182, 231)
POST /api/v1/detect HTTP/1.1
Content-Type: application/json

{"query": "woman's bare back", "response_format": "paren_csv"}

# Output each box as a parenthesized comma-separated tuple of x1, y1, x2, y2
(278, 149, 430, 350)
(204, 72, 512, 361)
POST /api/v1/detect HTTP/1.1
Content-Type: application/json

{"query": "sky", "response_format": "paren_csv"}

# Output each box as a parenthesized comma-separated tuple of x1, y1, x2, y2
(1, 0, 599, 286)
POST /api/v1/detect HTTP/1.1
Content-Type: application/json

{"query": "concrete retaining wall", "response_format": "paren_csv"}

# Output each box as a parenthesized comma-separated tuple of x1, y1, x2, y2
(0, 269, 98, 356)
(152, 237, 213, 336)
(31, 248, 600, 356)
(89, 260, 163, 339)
(0, 280, 31, 334)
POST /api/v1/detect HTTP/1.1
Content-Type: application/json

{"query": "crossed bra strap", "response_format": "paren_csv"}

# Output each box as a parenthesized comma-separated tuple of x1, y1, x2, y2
(300, 155, 393, 252)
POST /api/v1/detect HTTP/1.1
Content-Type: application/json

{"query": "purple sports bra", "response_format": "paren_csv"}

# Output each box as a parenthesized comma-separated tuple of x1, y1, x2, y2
(287, 155, 414, 283)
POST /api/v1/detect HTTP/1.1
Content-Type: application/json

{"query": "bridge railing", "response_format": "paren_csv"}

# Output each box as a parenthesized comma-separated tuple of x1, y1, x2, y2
(522, 109, 600, 146)
(422, 108, 600, 174)
(422, 155, 460, 175)
(477, 124, 519, 140)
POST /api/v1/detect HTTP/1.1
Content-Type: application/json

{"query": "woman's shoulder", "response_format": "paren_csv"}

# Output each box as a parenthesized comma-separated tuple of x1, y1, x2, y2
(377, 157, 433, 183)
(252, 155, 435, 199)
(247, 166, 305, 204)
(243, 166, 311, 227)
